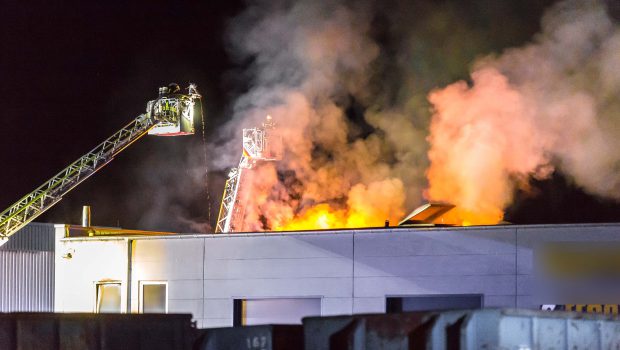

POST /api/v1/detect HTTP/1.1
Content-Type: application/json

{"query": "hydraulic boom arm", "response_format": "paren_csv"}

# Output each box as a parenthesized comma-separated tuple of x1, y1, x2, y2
(215, 116, 279, 233)
(0, 83, 201, 245)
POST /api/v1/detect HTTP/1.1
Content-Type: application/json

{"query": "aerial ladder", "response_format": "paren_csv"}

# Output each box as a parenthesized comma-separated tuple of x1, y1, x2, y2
(215, 116, 279, 233)
(0, 83, 202, 246)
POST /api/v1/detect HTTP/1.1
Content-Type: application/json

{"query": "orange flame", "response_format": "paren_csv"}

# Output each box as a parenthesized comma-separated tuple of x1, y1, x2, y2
(274, 203, 376, 231)
(432, 206, 503, 226)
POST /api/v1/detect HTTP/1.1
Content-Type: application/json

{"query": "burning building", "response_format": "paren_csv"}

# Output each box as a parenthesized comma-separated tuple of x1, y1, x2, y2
(203, 0, 620, 234)
(3, 0, 620, 334)
(48, 221, 620, 328)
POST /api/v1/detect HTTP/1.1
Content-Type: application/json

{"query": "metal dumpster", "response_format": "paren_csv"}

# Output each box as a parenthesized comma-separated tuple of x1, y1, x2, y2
(303, 312, 427, 350)
(412, 309, 620, 349)
(195, 324, 303, 350)
(408, 310, 469, 349)
(0, 313, 194, 350)
(459, 309, 620, 350)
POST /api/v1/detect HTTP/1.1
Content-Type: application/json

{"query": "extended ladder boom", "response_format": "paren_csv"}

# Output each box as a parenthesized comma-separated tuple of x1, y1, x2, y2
(0, 83, 201, 244)
(215, 116, 279, 233)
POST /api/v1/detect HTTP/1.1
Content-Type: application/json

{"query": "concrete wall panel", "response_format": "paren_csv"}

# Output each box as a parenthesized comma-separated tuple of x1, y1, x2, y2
(203, 277, 352, 299)
(203, 298, 233, 319)
(203, 233, 353, 259)
(133, 261, 202, 280)
(352, 297, 385, 314)
(355, 228, 515, 257)
(201, 318, 232, 328)
(354, 275, 516, 297)
(354, 254, 515, 277)
(204, 257, 352, 279)
(167, 299, 203, 318)
(484, 295, 516, 308)
(321, 297, 353, 316)
(167, 280, 202, 300)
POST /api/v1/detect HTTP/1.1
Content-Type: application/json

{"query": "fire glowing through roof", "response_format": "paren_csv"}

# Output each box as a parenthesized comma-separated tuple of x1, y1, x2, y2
(211, 0, 620, 233)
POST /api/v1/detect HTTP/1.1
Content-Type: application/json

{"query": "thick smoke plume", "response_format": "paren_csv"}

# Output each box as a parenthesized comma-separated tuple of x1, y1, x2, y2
(210, 0, 428, 230)
(427, 0, 620, 224)
(209, 0, 620, 231)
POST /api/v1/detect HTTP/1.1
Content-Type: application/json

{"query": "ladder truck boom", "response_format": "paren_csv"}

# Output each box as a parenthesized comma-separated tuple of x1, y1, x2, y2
(0, 83, 201, 246)
(215, 115, 279, 233)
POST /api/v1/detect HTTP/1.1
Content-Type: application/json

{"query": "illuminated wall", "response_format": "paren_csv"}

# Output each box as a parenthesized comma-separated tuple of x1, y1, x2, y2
(53, 224, 620, 328)
(54, 226, 129, 313)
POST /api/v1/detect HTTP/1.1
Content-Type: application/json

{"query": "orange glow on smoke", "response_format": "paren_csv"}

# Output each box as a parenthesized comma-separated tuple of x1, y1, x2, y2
(247, 157, 406, 231)
(425, 68, 544, 226)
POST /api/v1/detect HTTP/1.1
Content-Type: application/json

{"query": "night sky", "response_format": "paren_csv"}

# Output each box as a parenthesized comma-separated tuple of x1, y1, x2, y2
(2, 0, 619, 232)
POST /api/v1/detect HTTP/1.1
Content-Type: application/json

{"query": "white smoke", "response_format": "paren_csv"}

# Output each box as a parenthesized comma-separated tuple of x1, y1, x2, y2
(206, 0, 620, 230)
(207, 0, 431, 229)
(427, 0, 620, 223)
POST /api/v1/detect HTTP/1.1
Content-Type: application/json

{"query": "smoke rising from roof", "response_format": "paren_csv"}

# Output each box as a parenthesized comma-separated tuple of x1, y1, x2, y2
(206, 0, 619, 230)
(208, 0, 427, 229)
(427, 0, 620, 223)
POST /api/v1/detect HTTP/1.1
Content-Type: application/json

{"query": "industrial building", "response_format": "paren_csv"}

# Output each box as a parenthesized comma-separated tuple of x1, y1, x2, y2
(44, 222, 620, 328)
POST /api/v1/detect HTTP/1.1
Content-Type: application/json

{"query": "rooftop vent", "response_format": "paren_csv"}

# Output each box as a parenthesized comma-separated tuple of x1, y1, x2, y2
(398, 203, 456, 226)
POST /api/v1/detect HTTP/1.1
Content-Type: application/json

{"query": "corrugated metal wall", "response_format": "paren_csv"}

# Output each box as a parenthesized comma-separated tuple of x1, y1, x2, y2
(0, 250, 54, 311)
(0, 223, 55, 312)
(0, 222, 55, 251)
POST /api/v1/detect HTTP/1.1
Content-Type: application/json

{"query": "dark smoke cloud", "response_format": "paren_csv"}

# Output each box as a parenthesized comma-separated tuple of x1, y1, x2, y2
(206, 0, 561, 229)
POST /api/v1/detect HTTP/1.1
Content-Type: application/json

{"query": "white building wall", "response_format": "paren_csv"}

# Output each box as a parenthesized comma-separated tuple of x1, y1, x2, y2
(132, 237, 205, 322)
(353, 227, 517, 313)
(54, 226, 129, 313)
(52, 223, 620, 328)
(515, 224, 620, 309)
(200, 233, 353, 327)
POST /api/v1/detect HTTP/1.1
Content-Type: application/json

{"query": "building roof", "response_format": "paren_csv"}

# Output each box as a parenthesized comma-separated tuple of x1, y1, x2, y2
(56, 222, 620, 242)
